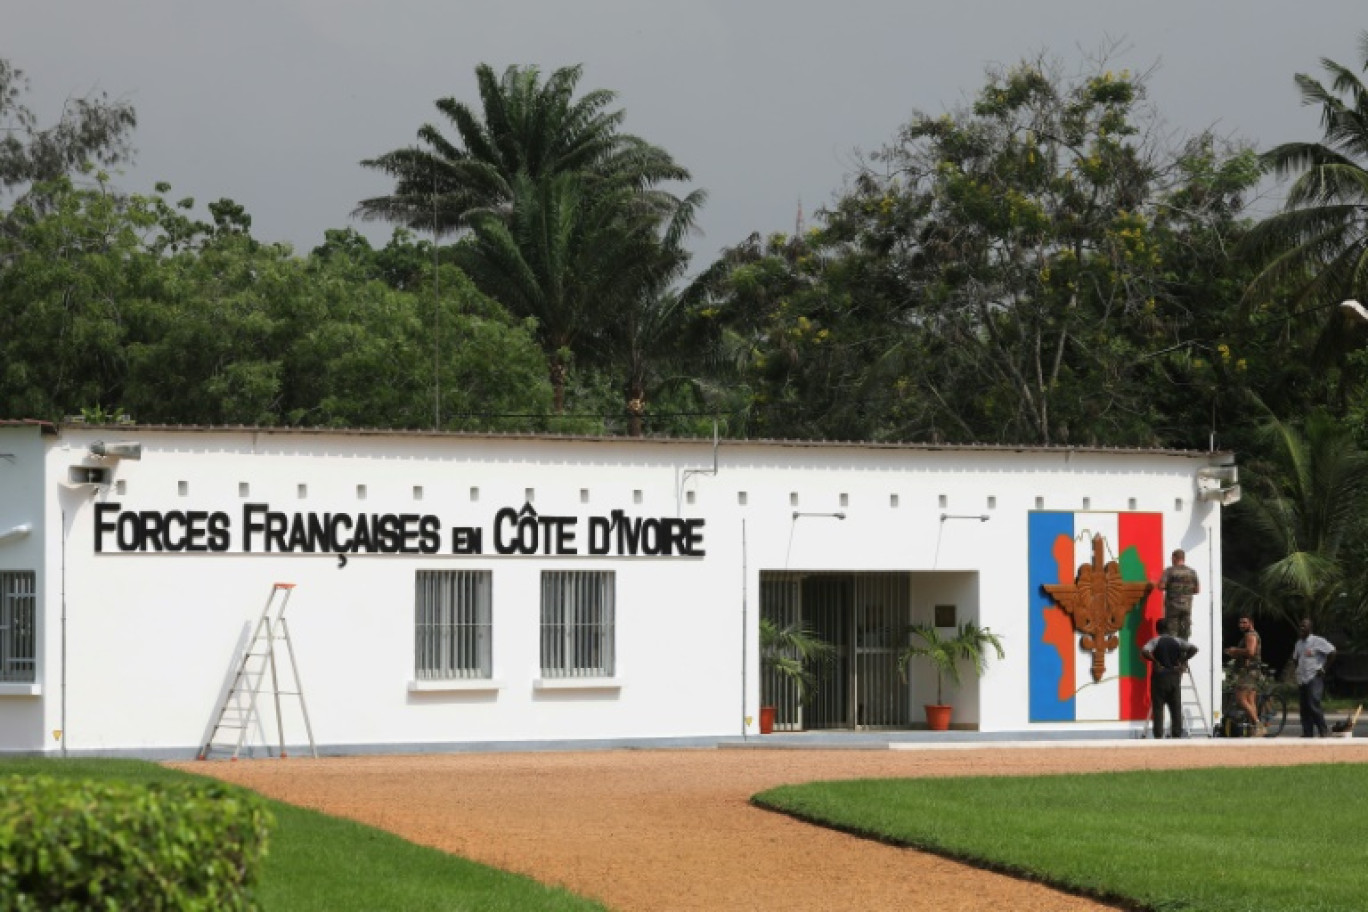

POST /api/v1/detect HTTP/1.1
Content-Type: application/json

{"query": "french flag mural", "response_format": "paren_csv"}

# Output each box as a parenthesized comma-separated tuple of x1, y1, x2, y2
(1028, 512, 1163, 722)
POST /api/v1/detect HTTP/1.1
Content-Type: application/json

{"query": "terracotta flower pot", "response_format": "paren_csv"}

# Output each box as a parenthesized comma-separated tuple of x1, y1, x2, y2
(924, 704, 952, 731)
(759, 705, 776, 734)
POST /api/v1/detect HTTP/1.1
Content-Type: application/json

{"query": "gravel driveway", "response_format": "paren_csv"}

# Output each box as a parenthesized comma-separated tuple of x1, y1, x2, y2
(174, 739, 1367, 911)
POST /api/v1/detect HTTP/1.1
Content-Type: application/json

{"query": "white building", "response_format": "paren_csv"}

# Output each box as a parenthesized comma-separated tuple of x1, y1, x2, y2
(0, 421, 1236, 757)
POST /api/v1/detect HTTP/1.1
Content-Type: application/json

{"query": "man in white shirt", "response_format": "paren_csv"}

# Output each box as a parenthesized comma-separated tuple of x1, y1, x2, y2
(1292, 618, 1337, 738)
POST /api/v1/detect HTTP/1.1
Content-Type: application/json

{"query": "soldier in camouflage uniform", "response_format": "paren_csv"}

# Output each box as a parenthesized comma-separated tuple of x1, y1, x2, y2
(1157, 549, 1200, 639)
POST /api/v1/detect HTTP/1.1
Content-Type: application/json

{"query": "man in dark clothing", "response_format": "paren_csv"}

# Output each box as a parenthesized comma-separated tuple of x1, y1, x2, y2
(1142, 618, 1200, 739)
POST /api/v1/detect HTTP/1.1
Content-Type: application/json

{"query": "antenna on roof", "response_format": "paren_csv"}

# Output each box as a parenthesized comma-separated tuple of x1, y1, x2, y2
(433, 167, 441, 431)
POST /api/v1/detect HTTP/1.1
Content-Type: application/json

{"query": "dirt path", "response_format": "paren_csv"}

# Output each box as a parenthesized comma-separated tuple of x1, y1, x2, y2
(172, 740, 1368, 911)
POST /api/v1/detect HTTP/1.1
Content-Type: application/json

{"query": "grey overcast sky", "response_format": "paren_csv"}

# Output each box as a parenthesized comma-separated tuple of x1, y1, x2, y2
(8, 2, 1366, 261)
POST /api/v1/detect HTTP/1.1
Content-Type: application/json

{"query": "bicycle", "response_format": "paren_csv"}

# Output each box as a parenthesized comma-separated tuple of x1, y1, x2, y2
(1220, 662, 1287, 737)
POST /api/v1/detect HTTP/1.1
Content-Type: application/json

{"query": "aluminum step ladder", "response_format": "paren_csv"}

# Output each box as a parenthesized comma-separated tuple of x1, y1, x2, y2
(199, 583, 317, 760)
(1180, 666, 1212, 738)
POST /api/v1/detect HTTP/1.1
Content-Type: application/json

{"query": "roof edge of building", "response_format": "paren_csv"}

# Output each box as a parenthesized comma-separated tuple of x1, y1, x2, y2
(42, 420, 1233, 460)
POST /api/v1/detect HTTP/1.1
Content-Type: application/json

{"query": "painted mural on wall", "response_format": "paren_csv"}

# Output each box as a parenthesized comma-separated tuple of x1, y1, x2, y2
(1027, 512, 1162, 722)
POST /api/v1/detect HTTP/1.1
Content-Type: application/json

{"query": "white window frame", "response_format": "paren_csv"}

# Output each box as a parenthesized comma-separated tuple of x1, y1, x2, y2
(414, 570, 492, 680)
(540, 570, 615, 679)
(0, 571, 36, 684)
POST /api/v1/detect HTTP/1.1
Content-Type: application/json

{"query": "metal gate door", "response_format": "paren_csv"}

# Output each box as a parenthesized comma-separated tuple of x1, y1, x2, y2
(851, 574, 911, 729)
(760, 572, 911, 731)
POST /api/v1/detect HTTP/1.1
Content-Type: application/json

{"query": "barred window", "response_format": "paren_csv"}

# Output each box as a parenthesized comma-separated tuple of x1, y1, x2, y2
(0, 572, 36, 684)
(415, 571, 492, 680)
(540, 570, 615, 678)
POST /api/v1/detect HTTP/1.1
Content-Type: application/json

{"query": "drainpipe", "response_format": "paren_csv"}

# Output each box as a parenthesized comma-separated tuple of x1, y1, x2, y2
(740, 518, 748, 740)
(60, 506, 67, 758)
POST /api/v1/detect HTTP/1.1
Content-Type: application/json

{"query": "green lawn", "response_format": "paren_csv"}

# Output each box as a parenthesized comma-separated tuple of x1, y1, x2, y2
(1322, 694, 1365, 714)
(755, 763, 1368, 912)
(0, 759, 605, 912)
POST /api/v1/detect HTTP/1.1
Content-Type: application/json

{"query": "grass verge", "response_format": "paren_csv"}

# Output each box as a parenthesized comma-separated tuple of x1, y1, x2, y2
(0, 758, 605, 912)
(754, 763, 1368, 912)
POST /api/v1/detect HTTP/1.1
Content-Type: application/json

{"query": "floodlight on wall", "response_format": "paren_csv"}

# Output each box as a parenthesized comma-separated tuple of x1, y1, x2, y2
(67, 465, 111, 487)
(792, 511, 846, 520)
(941, 513, 990, 522)
(0, 523, 31, 546)
(89, 440, 142, 460)
(1209, 486, 1242, 506)
(1198, 483, 1242, 505)
(1197, 464, 1240, 505)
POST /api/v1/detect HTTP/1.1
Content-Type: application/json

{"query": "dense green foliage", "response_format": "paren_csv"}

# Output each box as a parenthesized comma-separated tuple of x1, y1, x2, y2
(0, 180, 553, 429)
(0, 773, 271, 911)
(0, 759, 606, 912)
(6, 40, 1368, 644)
(756, 764, 1368, 912)
(694, 55, 1260, 445)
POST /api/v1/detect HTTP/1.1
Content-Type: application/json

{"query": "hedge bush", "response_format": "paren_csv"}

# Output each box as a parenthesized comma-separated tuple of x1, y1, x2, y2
(0, 774, 273, 911)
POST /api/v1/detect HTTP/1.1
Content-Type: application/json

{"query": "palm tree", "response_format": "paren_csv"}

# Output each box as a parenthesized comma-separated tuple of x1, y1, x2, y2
(1243, 32, 1368, 318)
(611, 193, 711, 436)
(1227, 409, 1368, 635)
(355, 63, 691, 236)
(358, 64, 703, 420)
(455, 172, 697, 414)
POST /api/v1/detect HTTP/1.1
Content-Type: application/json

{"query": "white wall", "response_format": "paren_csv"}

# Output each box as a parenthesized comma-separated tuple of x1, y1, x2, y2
(0, 426, 47, 745)
(0, 427, 1227, 755)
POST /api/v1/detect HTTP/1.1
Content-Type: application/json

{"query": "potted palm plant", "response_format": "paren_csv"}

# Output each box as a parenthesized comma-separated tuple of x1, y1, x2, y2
(758, 617, 834, 733)
(898, 621, 1004, 731)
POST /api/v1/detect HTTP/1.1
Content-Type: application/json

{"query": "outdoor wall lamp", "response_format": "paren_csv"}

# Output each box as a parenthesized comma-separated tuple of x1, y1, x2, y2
(940, 513, 990, 522)
(792, 511, 846, 520)
(0, 524, 32, 546)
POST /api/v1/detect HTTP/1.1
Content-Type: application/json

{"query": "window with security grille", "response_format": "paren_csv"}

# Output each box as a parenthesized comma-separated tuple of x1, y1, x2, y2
(540, 570, 615, 678)
(0, 572, 36, 684)
(414, 570, 491, 679)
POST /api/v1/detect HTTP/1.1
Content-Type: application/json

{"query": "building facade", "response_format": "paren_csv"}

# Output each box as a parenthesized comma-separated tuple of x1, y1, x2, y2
(0, 422, 1235, 757)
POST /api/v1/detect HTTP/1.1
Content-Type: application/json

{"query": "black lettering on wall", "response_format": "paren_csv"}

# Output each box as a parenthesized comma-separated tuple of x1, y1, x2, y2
(93, 500, 702, 557)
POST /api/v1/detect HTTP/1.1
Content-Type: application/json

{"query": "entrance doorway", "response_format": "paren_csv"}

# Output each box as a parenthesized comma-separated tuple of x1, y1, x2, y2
(760, 572, 913, 731)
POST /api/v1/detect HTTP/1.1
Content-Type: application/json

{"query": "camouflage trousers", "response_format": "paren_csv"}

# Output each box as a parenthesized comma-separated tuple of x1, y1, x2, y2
(1165, 610, 1191, 639)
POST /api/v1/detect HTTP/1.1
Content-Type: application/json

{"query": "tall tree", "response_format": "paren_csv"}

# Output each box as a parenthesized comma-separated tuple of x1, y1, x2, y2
(455, 171, 702, 416)
(1243, 32, 1368, 317)
(0, 59, 136, 207)
(699, 54, 1256, 446)
(358, 64, 703, 421)
(355, 63, 689, 236)
(1227, 409, 1368, 638)
(0, 177, 154, 419)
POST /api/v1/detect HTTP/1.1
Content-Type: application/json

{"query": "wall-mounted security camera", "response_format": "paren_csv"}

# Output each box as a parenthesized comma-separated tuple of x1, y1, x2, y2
(67, 466, 111, 486)
(89, 441, 142, 460)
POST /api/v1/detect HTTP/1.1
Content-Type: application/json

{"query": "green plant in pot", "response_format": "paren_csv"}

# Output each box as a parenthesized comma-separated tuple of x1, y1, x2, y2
(898, 621, 1004, 731)
(759, 617, 834, 733)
